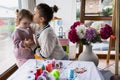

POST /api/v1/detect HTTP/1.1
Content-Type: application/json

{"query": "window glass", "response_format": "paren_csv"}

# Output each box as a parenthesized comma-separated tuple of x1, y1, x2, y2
(0, 0, 18, 75)
(85, 0, 114, 16)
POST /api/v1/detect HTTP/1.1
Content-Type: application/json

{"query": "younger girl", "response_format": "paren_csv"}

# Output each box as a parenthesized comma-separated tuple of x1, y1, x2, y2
(12, 9, 35, 67)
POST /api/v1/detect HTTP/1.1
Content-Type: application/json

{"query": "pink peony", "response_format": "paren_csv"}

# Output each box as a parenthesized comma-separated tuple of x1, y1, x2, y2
(71, 21, 81, 30)
(100, 24, 113, 39)
(68, 29, 80, 43)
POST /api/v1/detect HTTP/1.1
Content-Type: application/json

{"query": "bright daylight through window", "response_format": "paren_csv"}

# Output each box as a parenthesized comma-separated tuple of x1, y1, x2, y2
(0, 0, 18, 75)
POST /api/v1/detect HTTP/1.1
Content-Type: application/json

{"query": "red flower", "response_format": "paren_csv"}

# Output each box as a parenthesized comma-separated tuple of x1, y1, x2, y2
(100, 24, 113, 39)
(68, 29, 80, 43)
(71, 21, 81, 30)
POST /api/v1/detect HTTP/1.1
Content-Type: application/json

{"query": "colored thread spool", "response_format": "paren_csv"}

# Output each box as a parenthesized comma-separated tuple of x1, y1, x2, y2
(35, 73, 39, 80)
(39, 67, 43, 75)
(68, 69, 74, 79)
(42, 64, 45, 70)
(59, 62, 63, 68)
(35, 68, 42, 80)
(37, 75, 46, 80)
(56, 63, 60, 69)
(41, 70, 48, 77)
(36, 67, 43, 76)
(55, 62, 63, 69)
(51, 69, 60, 80)
(52, 59, 56, 68)
(45, 63, 53, 72)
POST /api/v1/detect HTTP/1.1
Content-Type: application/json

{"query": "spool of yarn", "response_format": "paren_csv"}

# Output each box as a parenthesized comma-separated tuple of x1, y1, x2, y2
(68, 69, 74, 79)
(46, 63, 53, 72)
(59, 62, 63, 68)
(39, 67, 43, 75)
(41, 70, 48, 77)
(36, 67, 43, 76)
(55, 63, 60, 69)
(52, 59, 56, 68)
(35, 73, 39, 80)
(35, 67, 43, 80)
(37, 75, 46, 80)
(51, 69, 60, 80)
(55, 62, 63, 69)
(42, 64, 45, 70)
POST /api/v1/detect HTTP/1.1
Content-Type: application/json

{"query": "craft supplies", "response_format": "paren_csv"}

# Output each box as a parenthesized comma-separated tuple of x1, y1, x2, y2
(74, 67, 87, 74)
(56, 62, 63, 69)
(52, 59, 56, 68)
(45, 63, 53, 72)
(68, 69, 74, 79)
(51, 69, 60, 80)
(37, 75, 46, 80)
(42, 64, 45, 70)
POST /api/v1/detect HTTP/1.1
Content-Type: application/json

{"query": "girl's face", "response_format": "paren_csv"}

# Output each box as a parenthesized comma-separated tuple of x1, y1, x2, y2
(33, 7, 45, 24)
(19, 18, 31, 28)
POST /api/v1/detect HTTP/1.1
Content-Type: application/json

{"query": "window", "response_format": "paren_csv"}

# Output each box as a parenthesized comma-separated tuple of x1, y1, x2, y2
(85, 0, 114, 16)
(76, 0, 115, 57)
(0, 0, 18, 75)
(76, 0, 81, 20)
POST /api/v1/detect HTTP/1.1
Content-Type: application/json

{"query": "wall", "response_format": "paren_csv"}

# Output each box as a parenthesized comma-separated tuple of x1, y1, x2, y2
(36, 0, 77, 37)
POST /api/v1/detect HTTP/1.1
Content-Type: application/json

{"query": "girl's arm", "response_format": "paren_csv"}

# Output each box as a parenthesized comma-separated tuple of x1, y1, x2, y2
(12, 29, 25, 48)
(37, 31, 57, 58)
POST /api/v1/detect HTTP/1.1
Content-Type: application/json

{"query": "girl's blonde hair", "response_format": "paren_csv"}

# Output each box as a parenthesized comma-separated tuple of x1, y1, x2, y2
(15, 9, 33, 54)
(15, 9, 33, 26)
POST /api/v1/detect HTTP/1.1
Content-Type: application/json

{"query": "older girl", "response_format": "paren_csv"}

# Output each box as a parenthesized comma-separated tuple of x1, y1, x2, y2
(33, 3, 68, 60)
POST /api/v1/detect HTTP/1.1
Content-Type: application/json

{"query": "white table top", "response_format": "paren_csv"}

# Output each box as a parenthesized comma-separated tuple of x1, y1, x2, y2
(7, 59, 104, 80)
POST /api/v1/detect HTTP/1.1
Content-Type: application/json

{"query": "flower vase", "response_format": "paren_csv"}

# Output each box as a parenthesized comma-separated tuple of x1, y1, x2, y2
(78, 44, 99, 66)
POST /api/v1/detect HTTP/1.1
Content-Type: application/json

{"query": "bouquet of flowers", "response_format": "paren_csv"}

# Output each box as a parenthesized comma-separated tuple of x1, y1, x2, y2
(68, 21, 113, 45)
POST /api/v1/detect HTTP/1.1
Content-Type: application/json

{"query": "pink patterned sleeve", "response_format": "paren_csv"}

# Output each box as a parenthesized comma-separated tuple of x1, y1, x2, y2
(12, 29, 25, 48)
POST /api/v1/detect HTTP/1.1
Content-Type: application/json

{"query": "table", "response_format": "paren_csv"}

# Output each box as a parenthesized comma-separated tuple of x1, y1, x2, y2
(7, 59, 104, 80)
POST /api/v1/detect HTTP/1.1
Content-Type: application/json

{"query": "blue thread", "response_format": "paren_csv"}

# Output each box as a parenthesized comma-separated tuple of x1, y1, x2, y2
(68, 69, 74, 79)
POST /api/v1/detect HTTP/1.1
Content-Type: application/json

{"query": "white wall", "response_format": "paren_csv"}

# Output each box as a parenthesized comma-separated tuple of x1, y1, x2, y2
(36, 0, 77, 37)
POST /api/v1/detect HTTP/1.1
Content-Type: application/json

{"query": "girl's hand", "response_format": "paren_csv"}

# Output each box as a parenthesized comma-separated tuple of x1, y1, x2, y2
(24, 38, 34, 47)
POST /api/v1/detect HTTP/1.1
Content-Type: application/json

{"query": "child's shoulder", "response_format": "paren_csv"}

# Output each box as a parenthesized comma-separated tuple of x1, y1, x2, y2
(13, 27, 22, 34)
(11, 28, 21, 38)
(14, 27, 20, 32)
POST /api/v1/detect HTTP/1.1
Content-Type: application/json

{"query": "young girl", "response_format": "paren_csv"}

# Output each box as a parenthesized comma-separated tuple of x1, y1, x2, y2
(33, 3, 68, 60)
(12, 9, 35, 67)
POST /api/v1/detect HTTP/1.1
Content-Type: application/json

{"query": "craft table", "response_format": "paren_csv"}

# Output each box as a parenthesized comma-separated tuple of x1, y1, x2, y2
(7, 59, 104, 80)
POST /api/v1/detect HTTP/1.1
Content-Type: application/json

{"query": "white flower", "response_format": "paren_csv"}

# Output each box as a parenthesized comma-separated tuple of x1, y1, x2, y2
(90, 21, 105, 33)
(75, 24, 86, 39)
